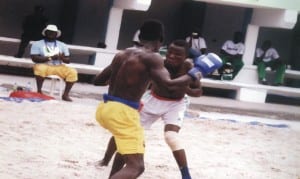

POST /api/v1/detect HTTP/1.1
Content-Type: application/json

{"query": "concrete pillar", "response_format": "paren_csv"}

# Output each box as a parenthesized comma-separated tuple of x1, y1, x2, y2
(104, 0, 152, 50)
(105, 7, 124, 50)
(114, 0, 152, 11)
(234, 24, 259, 84)
(243, 24, 259, 65)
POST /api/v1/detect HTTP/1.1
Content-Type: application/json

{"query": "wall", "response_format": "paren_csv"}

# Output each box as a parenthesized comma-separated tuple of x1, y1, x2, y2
(0, 0, 298, 68)
(0, 0, 62, 38)
(201, 3, 248, 54)
(0, 0, 110, 47)
(72, 0, 111, 46)
(291, 14, 300, 70)
(180, 1, 207, 39)
(118, 0, 187, 49)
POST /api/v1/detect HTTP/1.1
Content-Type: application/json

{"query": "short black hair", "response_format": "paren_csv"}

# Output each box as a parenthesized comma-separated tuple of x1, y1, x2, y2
(233, 31, 243, 42)
(139, 19, 164, 42)
(171, 39, 189, 55)
(262, 40, 272, 50)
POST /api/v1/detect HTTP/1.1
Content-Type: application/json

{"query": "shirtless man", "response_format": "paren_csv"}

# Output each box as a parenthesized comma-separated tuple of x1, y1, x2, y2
(94, 20, 221, 179)
(97, 40, 202, 179)
(96, 40, 223, 179)
(140, 40, 202, 179)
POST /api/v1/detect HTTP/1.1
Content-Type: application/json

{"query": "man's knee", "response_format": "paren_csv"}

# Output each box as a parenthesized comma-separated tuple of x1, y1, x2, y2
(137, 162, 145, 174)
(65, 67, 78, 82)
(164, 131, 183, 151)
(128, 157, 145, 176)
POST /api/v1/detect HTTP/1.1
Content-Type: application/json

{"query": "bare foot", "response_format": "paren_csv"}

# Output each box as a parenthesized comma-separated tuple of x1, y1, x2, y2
(97, 159, 109, 167)
(62, 95, 73, 102)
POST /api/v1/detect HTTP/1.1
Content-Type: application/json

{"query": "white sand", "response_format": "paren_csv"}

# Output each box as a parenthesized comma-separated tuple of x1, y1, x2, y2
(0, 97, 300, 179)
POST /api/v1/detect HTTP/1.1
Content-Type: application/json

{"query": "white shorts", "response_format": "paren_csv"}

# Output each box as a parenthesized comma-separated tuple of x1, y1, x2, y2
(140, 91, 187, 129)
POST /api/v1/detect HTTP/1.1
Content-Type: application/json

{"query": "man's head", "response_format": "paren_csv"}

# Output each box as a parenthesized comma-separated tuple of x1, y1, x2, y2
(165, 40, 189, 69)
(233, 31, 243, 43)
(191, 32, 198, 39)
(138, 19, 164, 51)
(261, 40, 272, 51)
(42, 24, 61, 40)
(191, 28, 201, 38)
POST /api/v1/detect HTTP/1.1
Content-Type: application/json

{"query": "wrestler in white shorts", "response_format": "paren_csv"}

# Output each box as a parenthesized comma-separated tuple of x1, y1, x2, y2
(140, 91, 187, 129)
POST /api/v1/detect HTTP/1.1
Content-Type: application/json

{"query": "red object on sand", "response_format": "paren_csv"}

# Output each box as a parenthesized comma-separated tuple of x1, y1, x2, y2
(9, 91, 55, 100)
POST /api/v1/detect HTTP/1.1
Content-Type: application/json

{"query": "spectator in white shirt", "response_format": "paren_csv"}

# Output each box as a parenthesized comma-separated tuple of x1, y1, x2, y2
(185, 29, 207, 58)
(219, 31, 245, 79)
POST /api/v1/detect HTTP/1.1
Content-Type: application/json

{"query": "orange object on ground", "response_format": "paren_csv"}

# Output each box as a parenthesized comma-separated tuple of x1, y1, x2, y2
(9, 91, 55, 100)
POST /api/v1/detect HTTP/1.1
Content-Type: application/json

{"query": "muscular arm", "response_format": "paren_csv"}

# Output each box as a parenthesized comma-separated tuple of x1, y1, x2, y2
(31, 55, 50, 63)
(31, 54, 70, 64)
(93, 65, 111, 86)
(56, 54, 70, 64)
(186, 79, 202, 97)
(148, 54, 197, 90)
(93, 52, 124, 86)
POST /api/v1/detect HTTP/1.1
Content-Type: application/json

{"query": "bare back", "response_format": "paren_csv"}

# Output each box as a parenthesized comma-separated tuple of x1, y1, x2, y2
(108, 48, 166, 102)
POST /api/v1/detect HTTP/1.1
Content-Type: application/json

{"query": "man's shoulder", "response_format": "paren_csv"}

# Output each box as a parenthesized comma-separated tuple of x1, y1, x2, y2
(183, 59, 193, 70)
(123, 49, 163, 65)
(268, 47, 278, 52)
(185, 58, 193, 65)
(223, 40, 233, 45)
(32, 39, 44, 46)
(56, 40, 67, 46)
(199, 37, 206, 41)
(123, 48, 158, 57)
(55, 41, 69, 50)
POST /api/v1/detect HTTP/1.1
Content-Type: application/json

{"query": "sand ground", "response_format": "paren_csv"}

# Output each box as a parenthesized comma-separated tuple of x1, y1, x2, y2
(0, 74, 300, 179)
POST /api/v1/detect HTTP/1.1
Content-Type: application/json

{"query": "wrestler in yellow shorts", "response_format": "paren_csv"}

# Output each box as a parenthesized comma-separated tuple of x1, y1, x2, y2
(96, 101, 145, 155)
(33, 64, 78, 82)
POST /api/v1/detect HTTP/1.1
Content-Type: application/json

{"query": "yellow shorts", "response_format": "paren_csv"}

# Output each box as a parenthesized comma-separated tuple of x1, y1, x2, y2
(33, 64, 78, 82)
(96, 101, 145, 155)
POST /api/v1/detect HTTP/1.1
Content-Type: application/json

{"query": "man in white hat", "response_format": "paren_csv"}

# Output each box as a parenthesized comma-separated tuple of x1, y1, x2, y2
(30, 24, 78, 101)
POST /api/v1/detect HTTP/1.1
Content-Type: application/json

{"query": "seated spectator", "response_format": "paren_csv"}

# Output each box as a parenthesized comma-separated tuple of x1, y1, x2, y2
(185, 29, 207, 59)
(30, 24, 78, 101)
(219, 31, 245, 79)
(254, 40, 286, 86)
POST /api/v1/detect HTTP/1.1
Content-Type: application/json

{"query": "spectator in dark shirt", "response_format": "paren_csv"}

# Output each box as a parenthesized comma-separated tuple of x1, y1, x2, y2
(15, 5, 48, 58)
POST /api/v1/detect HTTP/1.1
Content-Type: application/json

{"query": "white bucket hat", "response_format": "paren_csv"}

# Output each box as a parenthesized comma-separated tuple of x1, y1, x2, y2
(42, 24, 61, 37)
